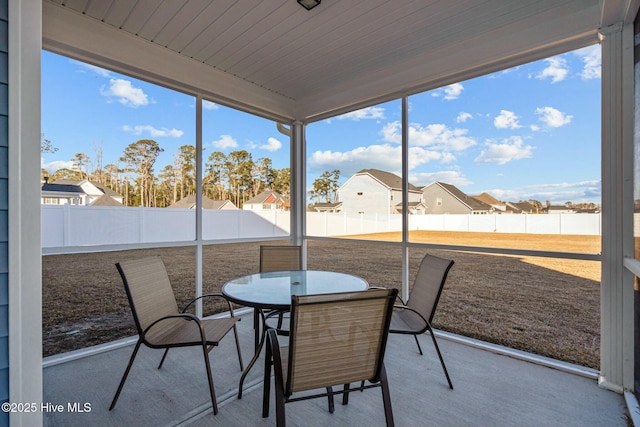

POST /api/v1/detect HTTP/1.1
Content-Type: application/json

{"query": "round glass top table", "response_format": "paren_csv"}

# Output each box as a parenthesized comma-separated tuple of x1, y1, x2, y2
(222, 270, 369, 311)
(222, 270, 369, 398)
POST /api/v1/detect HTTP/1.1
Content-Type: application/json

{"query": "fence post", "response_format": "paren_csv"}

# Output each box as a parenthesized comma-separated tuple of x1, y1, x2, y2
(63, 204, 70, 246)
(138, 206, 144, 244)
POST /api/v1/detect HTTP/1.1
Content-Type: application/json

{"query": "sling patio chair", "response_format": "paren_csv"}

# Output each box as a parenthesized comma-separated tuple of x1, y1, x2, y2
(262, 288, 398, 427)
(109, 256, 244, 415)
(389, 253, 455, 389)
(259, 245, 303, 330)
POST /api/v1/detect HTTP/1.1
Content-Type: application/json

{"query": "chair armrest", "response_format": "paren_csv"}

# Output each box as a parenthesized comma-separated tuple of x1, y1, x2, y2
(370, 286, 407, 305)
(142, 313, 205, 340)
(182, 293, 239, 319)
(392, 304, 430, 330)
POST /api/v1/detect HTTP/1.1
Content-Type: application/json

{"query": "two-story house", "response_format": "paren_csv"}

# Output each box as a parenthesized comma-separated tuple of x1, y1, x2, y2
(337, 169, 424, 215)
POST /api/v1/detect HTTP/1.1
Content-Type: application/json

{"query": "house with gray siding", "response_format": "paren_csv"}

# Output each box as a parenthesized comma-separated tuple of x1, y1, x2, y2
(422, 182, 493, 214)
(337, 169, 423, 215)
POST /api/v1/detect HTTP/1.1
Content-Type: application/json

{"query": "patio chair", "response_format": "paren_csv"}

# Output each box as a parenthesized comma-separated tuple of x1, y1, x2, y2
(389, 254, 455, 389)
(262, 288, 398, 427)
(259, 245, 302, 329)
(109, 256, 244, 415)
(260, 245, 303, 273)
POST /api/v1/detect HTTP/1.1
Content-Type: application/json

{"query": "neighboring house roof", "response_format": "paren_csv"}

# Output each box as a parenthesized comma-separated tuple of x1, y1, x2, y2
(310, 202, 343, 212)
(41, 183, 84, 194)
(395, 201, 427, 214)
(245, 190, 283, 204)
(511, 201, 537, 213)
(354, 169, 422, 192)
(52, 179, 122, 198)
(42, 179, 125, 206)
(472, 192, 506, 208)
(90, 194, 123, 206)
(428, 182, 493, 211)
(167, 194, 237, 209)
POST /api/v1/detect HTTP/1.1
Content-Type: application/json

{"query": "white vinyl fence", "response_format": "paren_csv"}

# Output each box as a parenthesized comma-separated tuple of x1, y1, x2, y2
(41, 205, 601, 250)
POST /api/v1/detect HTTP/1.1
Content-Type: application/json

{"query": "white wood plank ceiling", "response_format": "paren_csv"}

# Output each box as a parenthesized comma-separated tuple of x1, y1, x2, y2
(43, 0, 631, 122)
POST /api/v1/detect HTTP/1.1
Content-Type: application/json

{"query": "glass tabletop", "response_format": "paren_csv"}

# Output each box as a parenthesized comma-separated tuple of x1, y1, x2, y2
(222, 270, 369, 310)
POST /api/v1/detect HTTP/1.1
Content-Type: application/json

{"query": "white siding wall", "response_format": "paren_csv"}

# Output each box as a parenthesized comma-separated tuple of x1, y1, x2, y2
(338, 175, 391, 214)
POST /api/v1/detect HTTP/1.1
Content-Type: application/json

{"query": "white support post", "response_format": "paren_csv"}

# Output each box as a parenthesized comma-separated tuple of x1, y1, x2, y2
(195, 96, 203, 317)
(401, 96, 410, 300)
(599, 22, 635, 392)
(8, 0, 43, 426)
(290, 121, 307, 267)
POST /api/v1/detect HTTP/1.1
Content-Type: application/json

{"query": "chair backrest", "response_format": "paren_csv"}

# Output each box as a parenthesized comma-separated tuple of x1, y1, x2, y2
(116, 256, 179, 337)
(286, 288, 397, 394)
(407, 254, 454, 324)
(259, 245, 302, 272)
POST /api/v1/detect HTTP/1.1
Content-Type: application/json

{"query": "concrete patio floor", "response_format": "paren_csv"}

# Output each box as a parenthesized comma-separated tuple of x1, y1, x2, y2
(43, 310, 628, 427)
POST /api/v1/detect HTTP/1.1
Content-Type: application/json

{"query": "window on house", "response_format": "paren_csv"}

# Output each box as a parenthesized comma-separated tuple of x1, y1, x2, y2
(436, 198, 442, 206)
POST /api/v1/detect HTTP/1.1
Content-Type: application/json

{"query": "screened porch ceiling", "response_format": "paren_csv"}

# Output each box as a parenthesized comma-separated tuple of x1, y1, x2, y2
(42, 0, 629, 124)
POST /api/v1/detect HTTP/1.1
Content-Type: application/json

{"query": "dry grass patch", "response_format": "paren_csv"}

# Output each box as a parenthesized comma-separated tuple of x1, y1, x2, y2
(43, 231, 601, 369)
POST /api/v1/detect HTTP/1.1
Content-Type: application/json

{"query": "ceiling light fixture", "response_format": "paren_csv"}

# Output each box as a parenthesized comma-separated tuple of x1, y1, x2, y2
(298, 0, 321, 11)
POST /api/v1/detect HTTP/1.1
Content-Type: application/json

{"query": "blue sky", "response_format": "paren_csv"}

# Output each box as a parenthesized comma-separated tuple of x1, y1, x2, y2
(42, 44, 601, 204)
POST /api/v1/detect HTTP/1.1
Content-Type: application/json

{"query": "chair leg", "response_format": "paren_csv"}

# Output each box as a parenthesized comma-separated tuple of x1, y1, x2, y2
(274, 373, 286, 427)
(109, 339, 142, 410)
(428, 328, 453, 389)
(262, 337, 273, 418)
(232, 323, 244, 371)
(158, 348, 170, 369)
(326, 387, 335, 413)
(413, 335, 423, 355)
(202, 344, 219, 415)
(379, 364, 395, 427)
(342, 383, 350, 405)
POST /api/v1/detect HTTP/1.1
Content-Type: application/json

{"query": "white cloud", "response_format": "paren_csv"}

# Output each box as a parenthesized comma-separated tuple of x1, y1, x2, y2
(203, 100, 219, 110)
(212, 134, 238, 149)
(380, 121, 402, 143)
(433, 83, 464, 100)
(101, 78, 149, 107)
(574, 45, 601, 80)
(260, 137, 282, 152)
(309, 144, 403, 177)
(456, 112, 473, 123)
(535, 57, 569, 83)
(444, 83, 464, 100)
(474, 136, 534, 165)
(381, 121, 476, 152)
(521, 180, 601, 203)
(122, 125, 183, 138)
(410, 170, 473, 188)
(535, 106, 572, 128)
(41, 159, 75, 174)
(493, 110, 521, 129)
(336, 106, 385, 121)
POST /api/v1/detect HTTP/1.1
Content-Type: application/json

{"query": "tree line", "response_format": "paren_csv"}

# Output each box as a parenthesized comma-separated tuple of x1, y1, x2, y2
(41, 136, 599, 211)
(42, 138, 291, 208)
